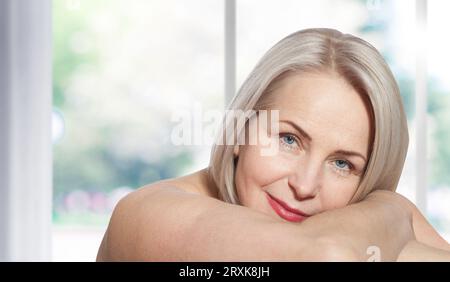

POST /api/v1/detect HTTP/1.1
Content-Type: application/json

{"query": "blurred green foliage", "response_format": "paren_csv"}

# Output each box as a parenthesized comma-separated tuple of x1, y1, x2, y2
(52, 0, 195, 206)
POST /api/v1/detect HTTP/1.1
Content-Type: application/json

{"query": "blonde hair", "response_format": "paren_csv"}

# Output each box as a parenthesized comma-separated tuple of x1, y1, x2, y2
(208, 28, 409, 205)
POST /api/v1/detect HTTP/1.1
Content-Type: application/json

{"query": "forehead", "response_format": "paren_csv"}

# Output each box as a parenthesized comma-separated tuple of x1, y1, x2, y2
(268, 72, 372, 153)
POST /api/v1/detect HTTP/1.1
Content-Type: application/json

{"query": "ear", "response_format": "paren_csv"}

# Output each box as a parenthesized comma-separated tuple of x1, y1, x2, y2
(233, 145, 239, 157)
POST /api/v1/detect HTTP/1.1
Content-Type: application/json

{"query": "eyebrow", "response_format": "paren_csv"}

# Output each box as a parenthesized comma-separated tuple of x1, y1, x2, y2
(334, 150, 367, 163)
(280, 120, 312, 142)
(279, 120, 367, 162)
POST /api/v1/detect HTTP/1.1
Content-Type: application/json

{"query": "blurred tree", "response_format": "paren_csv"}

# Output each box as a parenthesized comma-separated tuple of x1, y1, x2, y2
(53, 0, 196, 213)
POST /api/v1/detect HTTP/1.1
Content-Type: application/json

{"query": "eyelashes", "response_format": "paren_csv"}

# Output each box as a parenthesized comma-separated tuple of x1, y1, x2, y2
(329, 159, 353, 177)
(279, 133, 301, 151)
(278, 132, 357, 177)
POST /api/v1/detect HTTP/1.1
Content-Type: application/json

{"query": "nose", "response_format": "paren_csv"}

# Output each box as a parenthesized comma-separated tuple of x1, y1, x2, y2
(287, 162, 321, 201)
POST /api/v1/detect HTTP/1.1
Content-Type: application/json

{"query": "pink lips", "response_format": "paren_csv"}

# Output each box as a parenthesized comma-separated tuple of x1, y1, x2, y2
(266, 193, 310, 223)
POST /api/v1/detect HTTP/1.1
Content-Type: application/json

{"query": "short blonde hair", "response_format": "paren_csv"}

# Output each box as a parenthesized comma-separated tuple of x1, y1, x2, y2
(208, 28, 409, 205)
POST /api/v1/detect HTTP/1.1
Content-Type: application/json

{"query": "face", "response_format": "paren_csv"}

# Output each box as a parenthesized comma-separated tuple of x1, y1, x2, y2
(234, 71, 372, 223)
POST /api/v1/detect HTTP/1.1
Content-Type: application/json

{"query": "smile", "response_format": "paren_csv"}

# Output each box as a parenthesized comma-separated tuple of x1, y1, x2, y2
(266, 193, 309, 223)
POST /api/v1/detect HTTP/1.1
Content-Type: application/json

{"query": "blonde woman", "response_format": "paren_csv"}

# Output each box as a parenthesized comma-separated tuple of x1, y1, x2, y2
(97, 28, 450, 261)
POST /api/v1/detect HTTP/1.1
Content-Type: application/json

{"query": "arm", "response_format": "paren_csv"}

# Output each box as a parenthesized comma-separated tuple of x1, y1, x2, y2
(385, 191, 450, 261)
(97, 185, 337, 261)
(362, 190, 450, 261)
(392, 192, 450, 251)
(397, 240, 450, 261)
(97, 186, 413, 261)
(297, 189, 415, 261)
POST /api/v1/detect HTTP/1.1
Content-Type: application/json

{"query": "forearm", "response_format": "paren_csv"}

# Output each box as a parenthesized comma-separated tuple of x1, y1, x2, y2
(397, 240, 450, 261)
(296, 190, 415, 261)
(104, 186, 334, 261)
(397, 193, 450, 251)
(187, 198, 341, 261)
(101, 186, 412, 261)
(168, 189, 397, 262)
(191, 190, 415, 261)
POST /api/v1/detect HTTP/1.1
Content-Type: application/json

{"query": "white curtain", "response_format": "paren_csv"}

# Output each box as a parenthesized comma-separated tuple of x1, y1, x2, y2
(0, 0, 52, 261)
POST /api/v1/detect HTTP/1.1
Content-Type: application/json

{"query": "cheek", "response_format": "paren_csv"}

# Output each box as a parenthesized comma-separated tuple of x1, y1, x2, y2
(319, 178, 360, 209)
(235, 145, 291, 205)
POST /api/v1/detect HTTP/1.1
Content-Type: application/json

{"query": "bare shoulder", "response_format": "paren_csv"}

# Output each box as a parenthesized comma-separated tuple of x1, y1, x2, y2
(109, 167, 219, 216)
(138, 168, 219, 197)
(96, 168, 222, 261)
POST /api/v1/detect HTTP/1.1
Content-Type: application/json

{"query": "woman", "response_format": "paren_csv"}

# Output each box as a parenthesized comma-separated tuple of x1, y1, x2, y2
(97, 28, 450, 261)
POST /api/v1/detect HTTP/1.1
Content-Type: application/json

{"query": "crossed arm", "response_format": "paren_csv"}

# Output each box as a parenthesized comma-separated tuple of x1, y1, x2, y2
(391, 191, 450, 261)
(355, 190, 450, 261)
(97, 185, 450, 261)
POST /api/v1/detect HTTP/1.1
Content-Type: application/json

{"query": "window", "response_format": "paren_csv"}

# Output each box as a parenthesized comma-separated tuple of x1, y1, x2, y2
(426, 0, 450, 239)
(52, 0, 223, 261)
(50, 0, 449, 261)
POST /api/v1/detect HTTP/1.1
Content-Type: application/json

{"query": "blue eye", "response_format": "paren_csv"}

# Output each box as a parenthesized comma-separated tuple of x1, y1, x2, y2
(282, 135, 296, 145)
(335, 160, 349, 169)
